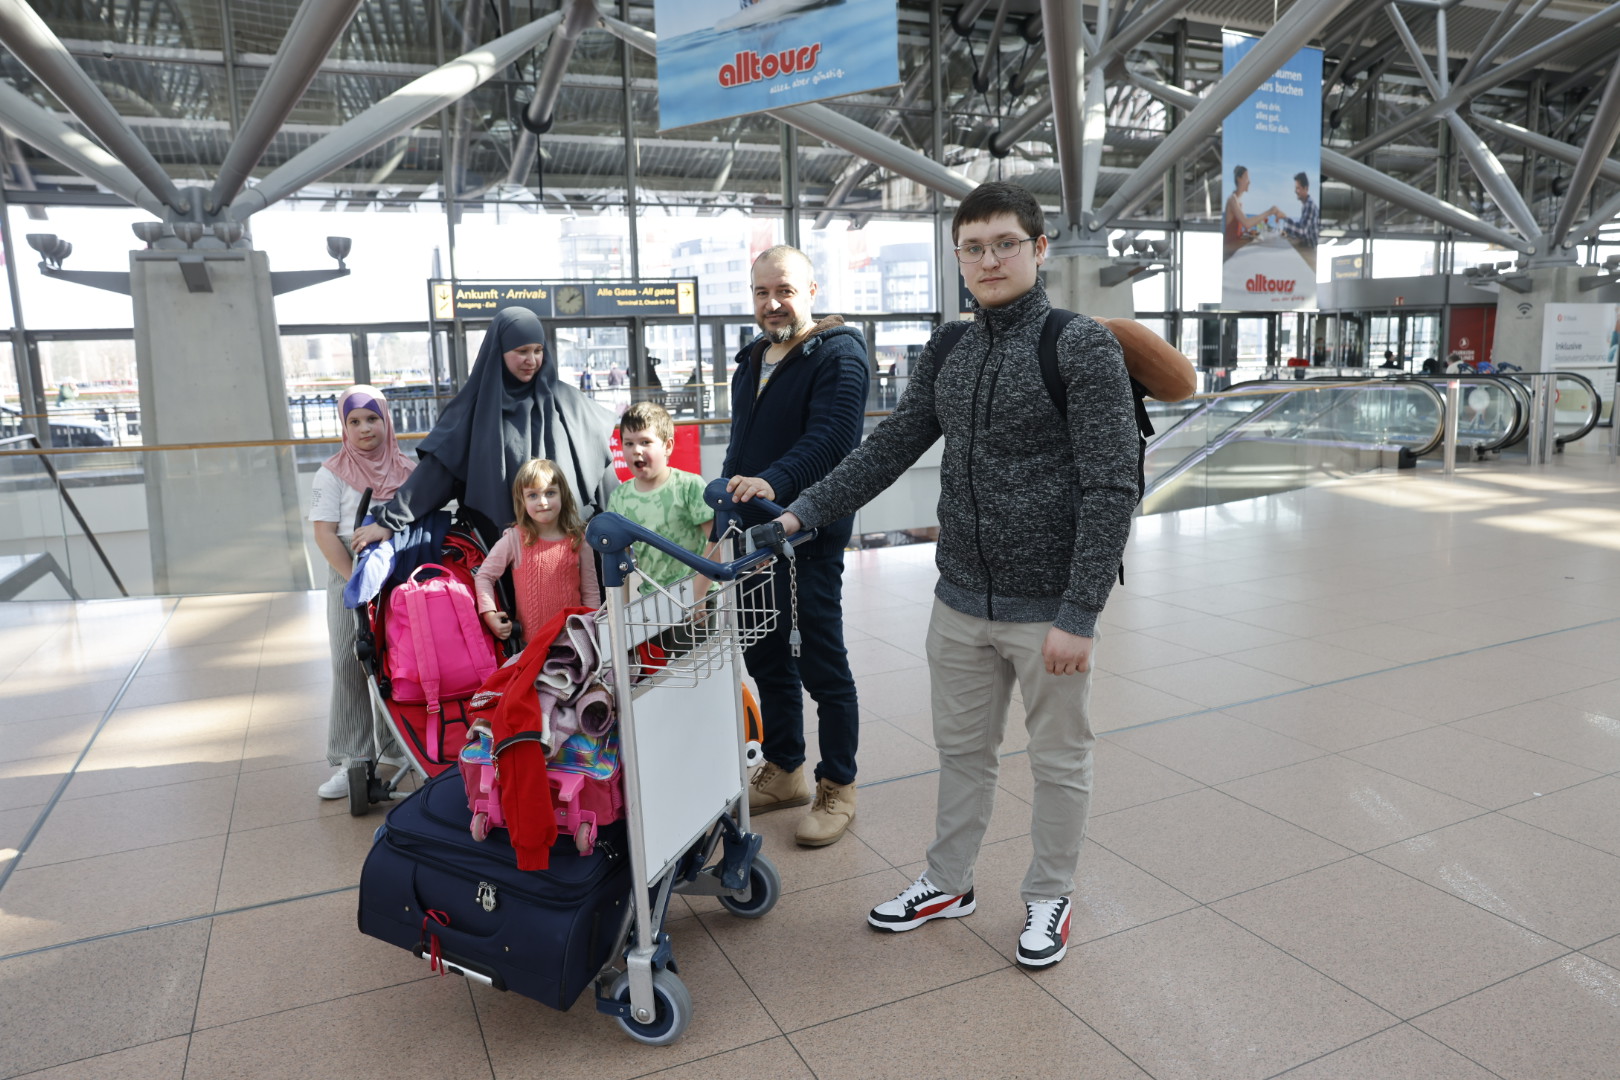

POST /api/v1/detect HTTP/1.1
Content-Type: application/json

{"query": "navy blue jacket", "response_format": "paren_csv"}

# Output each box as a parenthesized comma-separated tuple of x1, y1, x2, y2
(722, 317, 870, 557)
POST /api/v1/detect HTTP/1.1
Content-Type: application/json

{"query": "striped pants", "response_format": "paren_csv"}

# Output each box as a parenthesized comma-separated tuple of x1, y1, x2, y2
(325, 568, 400, 765)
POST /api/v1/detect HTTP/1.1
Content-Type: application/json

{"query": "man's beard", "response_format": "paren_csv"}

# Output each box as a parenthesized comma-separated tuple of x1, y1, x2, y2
(760, 317, 806, 343)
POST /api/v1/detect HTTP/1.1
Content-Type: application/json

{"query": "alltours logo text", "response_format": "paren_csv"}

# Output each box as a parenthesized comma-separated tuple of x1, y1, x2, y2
(1246, 273, 1297, 293)
(718, 43, 822, 87)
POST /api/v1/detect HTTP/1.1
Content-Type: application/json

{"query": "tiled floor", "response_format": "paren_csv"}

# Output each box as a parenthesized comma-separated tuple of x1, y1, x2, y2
(3, 443, 1619, 1079)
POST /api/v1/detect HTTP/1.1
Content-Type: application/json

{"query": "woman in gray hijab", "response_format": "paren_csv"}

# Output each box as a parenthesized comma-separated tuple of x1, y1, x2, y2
(351, 307, 617, 551)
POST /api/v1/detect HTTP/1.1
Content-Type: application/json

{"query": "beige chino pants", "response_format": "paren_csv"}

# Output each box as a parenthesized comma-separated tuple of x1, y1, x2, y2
(922, 598, 1096, 903)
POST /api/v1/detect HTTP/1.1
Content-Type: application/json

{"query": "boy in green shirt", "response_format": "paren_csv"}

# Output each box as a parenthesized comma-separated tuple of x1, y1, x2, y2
(608, 401, 722, 598)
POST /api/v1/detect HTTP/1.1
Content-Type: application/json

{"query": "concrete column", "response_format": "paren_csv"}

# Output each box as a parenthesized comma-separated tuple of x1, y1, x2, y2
(1490, 265, 1595, 372)
(130, 249, 313, 594)
(1043, 255, 1137, 319)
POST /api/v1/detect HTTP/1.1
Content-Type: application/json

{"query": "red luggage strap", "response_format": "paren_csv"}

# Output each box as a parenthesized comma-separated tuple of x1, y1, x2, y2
(421, 909, 451, 975)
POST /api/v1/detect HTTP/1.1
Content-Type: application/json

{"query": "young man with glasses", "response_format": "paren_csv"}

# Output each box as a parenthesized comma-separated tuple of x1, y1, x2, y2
(771, 182, 1139, 968)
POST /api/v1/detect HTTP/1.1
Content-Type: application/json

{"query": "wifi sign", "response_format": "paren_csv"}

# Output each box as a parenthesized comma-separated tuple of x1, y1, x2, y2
(1517, 302, 1533, 317)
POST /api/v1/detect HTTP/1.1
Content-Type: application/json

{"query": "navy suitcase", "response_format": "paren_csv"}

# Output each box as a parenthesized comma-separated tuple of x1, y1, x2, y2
(357, 766, 632, 1009)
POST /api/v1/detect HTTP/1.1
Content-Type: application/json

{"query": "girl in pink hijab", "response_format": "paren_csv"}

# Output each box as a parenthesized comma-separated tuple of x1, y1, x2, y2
(309, 385, 416, 800)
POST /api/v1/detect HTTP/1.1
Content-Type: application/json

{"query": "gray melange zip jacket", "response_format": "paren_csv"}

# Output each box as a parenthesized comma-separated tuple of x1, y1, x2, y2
(787, 279, 1138, 638)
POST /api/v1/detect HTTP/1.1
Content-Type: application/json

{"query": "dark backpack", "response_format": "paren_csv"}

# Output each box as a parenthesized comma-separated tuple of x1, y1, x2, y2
(935, 310, 1154, 586)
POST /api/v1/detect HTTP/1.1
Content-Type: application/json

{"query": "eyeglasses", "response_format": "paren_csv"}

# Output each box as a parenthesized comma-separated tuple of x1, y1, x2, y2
(953, 237, 1038, 264)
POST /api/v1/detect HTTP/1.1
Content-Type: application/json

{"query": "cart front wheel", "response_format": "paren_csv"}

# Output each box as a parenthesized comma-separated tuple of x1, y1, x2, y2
(717, 852, 780, 919)
(470, 811, 490, 842)
(609, 969, 692, 1046)
(346, 761, 369, 817)
(574, 821, 595, 855)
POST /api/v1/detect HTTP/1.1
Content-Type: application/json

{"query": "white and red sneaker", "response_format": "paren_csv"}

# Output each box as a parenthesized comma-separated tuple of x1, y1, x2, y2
(1017, 896, 1072, 967)
(868, 875, 976, 932)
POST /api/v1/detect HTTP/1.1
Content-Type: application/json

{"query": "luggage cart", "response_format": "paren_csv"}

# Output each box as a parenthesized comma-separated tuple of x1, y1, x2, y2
(585, 478, 811, 1045)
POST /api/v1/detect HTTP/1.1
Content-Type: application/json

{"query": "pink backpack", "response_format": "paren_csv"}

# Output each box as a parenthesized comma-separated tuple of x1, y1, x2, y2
(384, 563, 498, 754)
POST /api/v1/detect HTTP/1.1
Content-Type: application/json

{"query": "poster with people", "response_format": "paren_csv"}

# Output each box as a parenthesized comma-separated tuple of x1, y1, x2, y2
(1220, 33, 1322, 311)
(653, 0, 898, 131)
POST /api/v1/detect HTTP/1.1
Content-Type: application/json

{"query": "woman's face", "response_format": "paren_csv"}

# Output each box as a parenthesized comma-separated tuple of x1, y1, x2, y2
(503, 342, 545, 382)
(1236, 171, 1250, 194)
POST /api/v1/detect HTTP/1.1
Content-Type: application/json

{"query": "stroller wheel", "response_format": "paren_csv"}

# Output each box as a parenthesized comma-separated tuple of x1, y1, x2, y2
(346, 761, 370, 817)
(470, 811, 490, 842)
(574, 821, 595, 855)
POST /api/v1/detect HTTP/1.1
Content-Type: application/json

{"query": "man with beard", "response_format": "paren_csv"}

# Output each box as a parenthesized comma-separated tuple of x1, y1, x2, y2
(723, 245, 869, 847)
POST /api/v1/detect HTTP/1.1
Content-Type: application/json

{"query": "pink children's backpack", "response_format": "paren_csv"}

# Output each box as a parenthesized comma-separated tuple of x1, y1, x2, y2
(384, 563, 498, 754)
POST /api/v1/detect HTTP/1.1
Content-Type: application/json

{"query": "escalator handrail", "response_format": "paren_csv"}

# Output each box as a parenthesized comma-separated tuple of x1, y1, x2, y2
(1406, 373, 1530, 449)
(1223, 378, 1449, 456)
(1398, 374, 1525, 453)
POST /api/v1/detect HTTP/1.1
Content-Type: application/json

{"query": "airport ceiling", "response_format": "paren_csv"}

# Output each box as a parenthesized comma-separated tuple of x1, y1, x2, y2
(1, 0, 1617, 241)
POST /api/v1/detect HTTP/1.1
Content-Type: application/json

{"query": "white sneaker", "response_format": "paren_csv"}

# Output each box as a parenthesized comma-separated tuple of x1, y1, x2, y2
(1016, 896, 1073, 968)
(316, 767, 348, 800)
(867, 875, 975, 932)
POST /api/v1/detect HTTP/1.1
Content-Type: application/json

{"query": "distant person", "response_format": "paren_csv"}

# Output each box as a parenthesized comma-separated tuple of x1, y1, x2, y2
(1421, 356, 1446, 375)
(1447, 352, 1472, 374)
(578, 368, 594, 393)
(55, 379, 78, 405)
(606, 365, 625, 389)
(349, 307, 617, 552)
(309, 385, 414, 800)
(1379, 350, 1401, 369)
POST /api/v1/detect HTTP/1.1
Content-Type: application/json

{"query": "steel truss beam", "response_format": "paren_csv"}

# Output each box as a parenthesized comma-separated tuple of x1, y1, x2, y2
(0, 0, 186, 213)
(226, 9, 567, 221)
(1348, 3, 1620, 161)
(0, 79, 164, 216)
(989, 0, 1193, 158)
(1548, 60, 1620, 252)
(1470, 113, 1620, 187)
(523, 0, 600, 134)
(206, 0, 366, 214)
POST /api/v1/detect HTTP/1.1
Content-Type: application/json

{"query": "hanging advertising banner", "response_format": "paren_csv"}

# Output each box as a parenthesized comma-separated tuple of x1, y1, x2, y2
(653, 0, 899, 131)
(1220, 34, 1322, 311)
(1542, 302, 1619, 411)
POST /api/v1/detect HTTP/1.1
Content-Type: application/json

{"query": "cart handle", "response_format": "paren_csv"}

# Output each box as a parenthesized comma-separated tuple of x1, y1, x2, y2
(586, 479, 813, 589)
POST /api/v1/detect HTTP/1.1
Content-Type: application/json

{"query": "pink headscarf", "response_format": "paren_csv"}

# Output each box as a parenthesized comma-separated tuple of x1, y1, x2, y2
(322, 384, 416, 501)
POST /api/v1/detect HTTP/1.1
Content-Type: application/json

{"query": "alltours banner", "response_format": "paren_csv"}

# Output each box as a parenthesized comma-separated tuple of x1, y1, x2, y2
(1220, 33, 1322, 311)
(653, 0, 899, 131)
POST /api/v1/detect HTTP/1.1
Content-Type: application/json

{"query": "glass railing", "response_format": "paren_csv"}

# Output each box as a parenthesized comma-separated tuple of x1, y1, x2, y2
(0, 371, 1589, 601)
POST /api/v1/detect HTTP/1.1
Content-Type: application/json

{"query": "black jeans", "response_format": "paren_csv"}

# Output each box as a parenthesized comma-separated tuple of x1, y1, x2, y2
(742, 547, 860, 786)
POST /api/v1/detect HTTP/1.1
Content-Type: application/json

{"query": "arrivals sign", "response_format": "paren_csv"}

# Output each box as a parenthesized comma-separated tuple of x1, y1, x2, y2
(429, 279, 698, 321)
(1220, 34, 1322, 311)
(652, 0, 899, 131)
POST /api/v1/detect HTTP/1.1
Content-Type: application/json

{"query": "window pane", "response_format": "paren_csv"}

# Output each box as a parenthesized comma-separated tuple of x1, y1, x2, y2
(35, 338, 139, 447)
(8, 206, 141, 330)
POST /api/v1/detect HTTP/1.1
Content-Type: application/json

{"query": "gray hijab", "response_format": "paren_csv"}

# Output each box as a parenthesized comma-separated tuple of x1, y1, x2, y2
(417, 307, 615, 542)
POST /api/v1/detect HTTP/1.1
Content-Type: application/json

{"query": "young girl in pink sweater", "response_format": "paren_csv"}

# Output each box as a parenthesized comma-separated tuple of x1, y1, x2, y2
(474, 457, 602, 644)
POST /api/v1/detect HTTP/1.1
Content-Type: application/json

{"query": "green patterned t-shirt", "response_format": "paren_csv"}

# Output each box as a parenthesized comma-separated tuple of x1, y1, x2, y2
(607, 468, 714, 593)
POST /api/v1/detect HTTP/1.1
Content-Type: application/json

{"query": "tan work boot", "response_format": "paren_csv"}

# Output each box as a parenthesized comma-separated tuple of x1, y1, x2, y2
(795, 778, 857, 847)
(749, 761, 810, 814)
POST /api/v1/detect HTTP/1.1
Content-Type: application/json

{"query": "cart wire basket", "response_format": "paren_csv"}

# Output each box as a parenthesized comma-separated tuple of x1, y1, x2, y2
(615, 555, 779, 689)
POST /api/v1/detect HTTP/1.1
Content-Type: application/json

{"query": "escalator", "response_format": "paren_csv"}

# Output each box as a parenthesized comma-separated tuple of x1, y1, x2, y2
(1139, 371, 1605, 516)
(1140, 380, 1444, 516)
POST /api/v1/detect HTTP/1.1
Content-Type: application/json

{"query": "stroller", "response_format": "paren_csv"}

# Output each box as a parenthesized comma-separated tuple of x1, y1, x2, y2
(348, 511, 503, 816)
